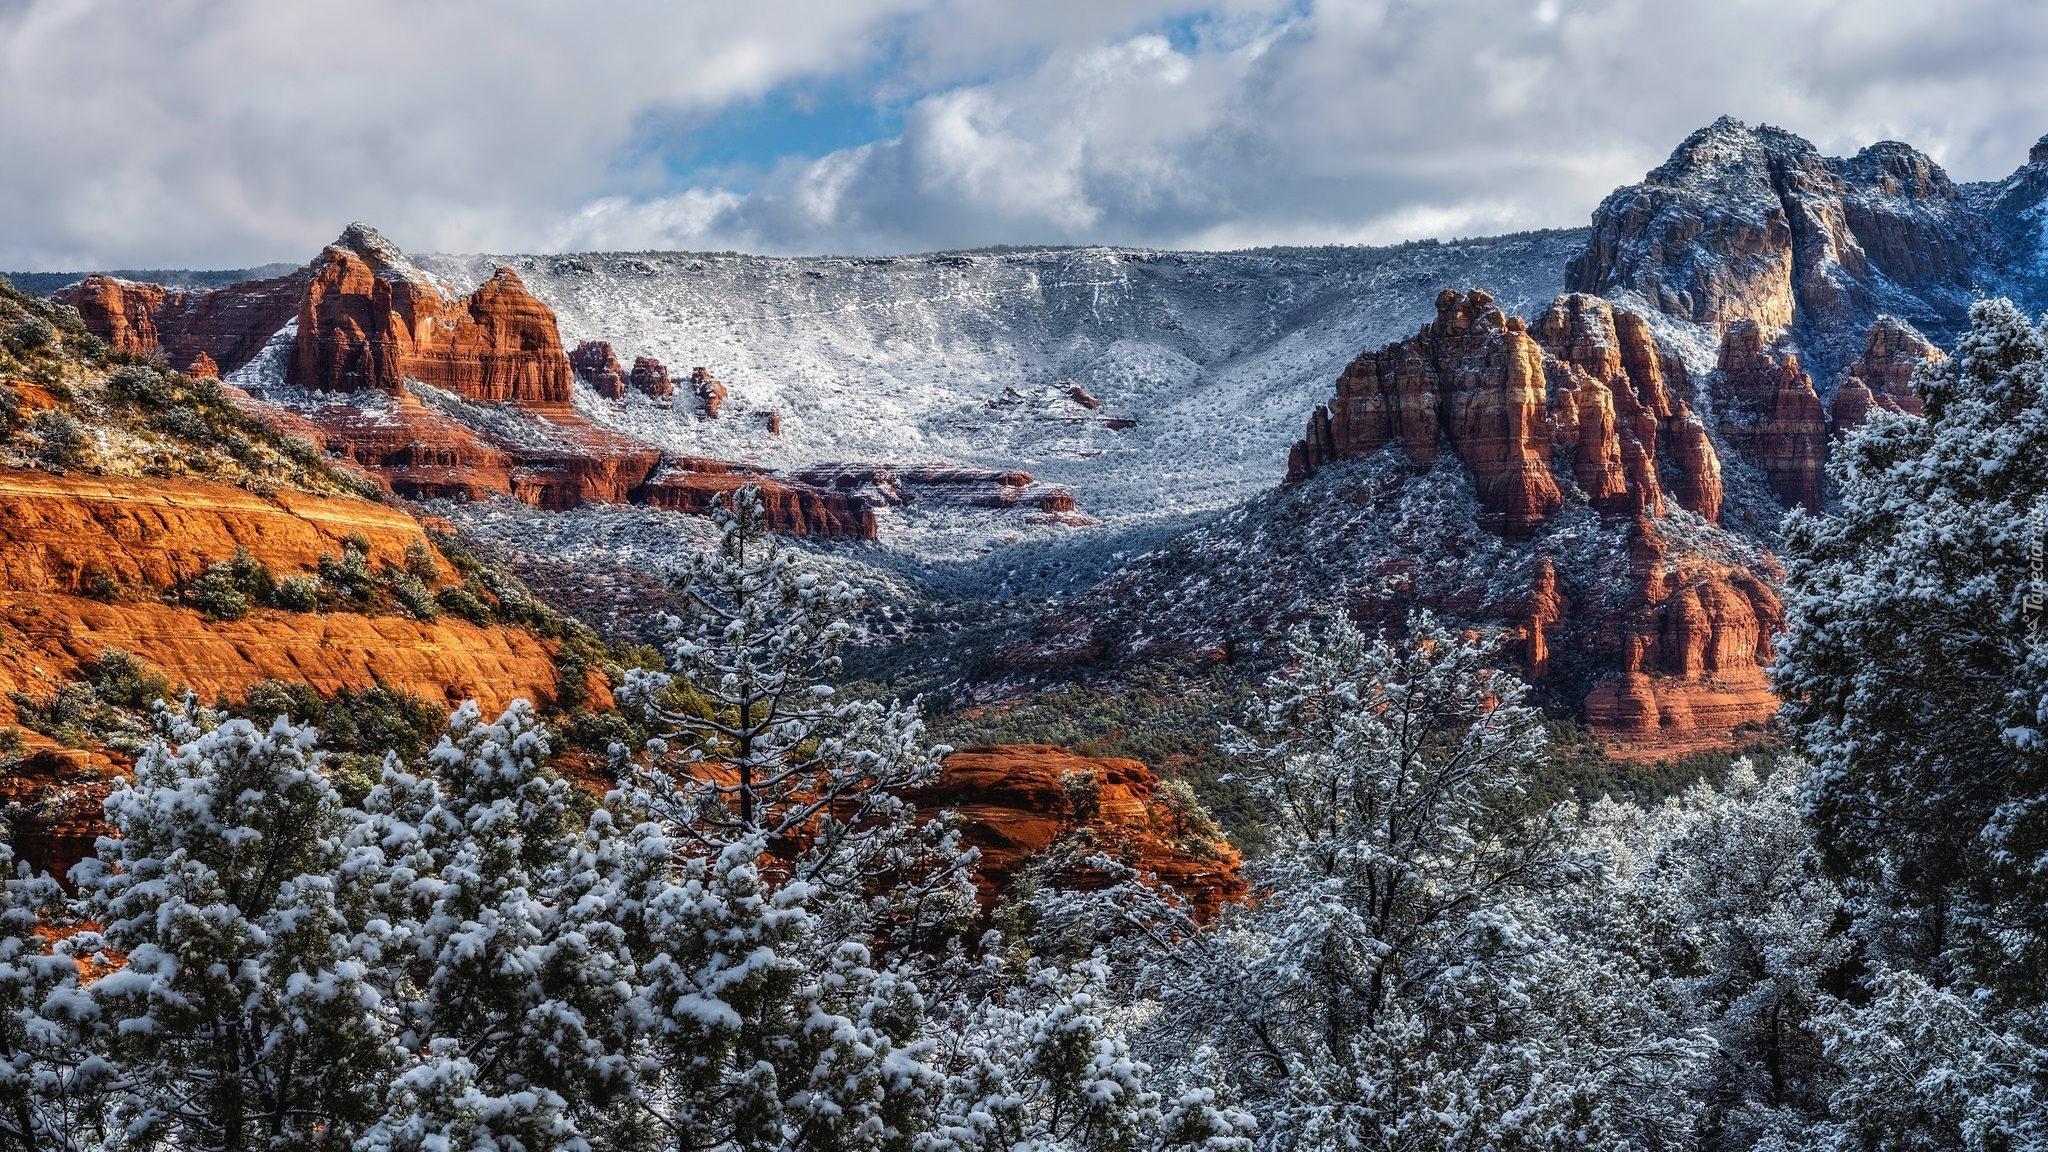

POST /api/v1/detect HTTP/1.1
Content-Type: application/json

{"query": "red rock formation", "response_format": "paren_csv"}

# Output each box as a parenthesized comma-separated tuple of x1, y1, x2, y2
(308, 391, 515, 502)
(0, 467, 564, 721)
(1837, 316, 1938, 433)
(620, 357, 668, 403)
(688, 365, 725, 416)
(187, 353, 220, 379)
(1289, 290, 1725, 529)
(915, 744, 1243, 918)
(502, 416, 664, 510)
(1515, 556, 1568, 681)
(1582, 518, 1785, 754)
(0, 748, 118, 879)
(570, 340, 628, 399)
(56, 268, 309, 375)
(285, 225, 573, 408)
(1712, 321, 1827, 511)
(766, 411, 781, 435)
(1038, 489, 1077, 513)
(638, 459, 879, 539)
(1067, 384, 1104, 410)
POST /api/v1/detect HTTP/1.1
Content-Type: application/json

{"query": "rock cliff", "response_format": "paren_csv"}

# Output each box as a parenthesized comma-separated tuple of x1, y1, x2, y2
(285, 225, 573, 406)
(1831, 316, 1941, 435)
(916, 744, 1243, 918)
(1710, 321, 1827, 511)
(0, 468, 562, 714)
(54, 268, 309, 375)
(1566, 117, 1990, 382)
(1288, 289, 1724, 530)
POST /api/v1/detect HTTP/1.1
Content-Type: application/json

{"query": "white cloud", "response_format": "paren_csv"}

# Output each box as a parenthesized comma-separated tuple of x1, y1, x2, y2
(3, 0, 2045, 267)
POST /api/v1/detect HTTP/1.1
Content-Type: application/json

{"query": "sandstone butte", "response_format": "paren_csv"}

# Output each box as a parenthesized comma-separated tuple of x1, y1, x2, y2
(1287, 289, 1782, 756)
(916, 744, 1244, 920)
(1830, 316, 1941, 436)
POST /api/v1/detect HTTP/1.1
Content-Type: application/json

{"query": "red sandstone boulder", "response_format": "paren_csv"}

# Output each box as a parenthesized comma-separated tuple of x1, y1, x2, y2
(187, 353, 220, 379)
(688, 366, 726, 417)
(629, 357, 673, 402)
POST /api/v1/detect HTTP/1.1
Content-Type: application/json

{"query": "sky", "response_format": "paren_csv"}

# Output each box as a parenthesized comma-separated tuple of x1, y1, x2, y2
(2, 0, 2046, 270)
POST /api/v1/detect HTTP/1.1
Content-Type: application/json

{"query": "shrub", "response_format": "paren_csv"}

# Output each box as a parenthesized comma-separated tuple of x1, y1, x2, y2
(7, 314, 52, 352)
(404, 539, 438, 582)
(435, 583, 492, 625)
(272, 574, 320, 612)
(188, 562, 251, 621)
(85, 648, 173, 710)
(238, 679, 326, 728)
(389, 573, 439, 622)
(229, 547, 277, 604)
(0, 726, 23, 756)
(318, 544, 374, 600)
(0, 383, 19, 442)
(84, 566, 120, 603)
(31, 409, 91, 470)
(107, 364, 174, 409)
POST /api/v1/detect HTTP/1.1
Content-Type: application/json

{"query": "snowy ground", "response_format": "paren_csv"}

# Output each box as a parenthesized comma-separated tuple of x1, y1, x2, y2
(418, 233, 1582, 538)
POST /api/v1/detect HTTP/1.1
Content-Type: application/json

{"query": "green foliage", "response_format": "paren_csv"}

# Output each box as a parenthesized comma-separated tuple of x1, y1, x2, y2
(317, 541, 375, 601)
(86, 648, 173, 710)
(6, 314, 52, 353)
(388, 572, 439, 621)
(0, 726, 22, 756)
(931, 663, 1263, 847)
(272, 574, 320, 612)
(83, 565, 120, 603)
(6, 648, 172, 747)
(434, 582, 492, 624)
(187, 563, 251, 621)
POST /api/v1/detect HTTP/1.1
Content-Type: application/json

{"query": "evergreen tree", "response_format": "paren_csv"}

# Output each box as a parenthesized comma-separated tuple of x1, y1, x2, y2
(621, 485, 975, 954)
(1138, 612, 1703, 1151)
(0, 846, 104, 1152)
(1777, 297, 2048, 997)
(78, 700, 399, 1150)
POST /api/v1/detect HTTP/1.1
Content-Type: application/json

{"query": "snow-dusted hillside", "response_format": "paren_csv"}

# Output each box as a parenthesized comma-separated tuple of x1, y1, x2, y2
(417, 233, 1581, 532)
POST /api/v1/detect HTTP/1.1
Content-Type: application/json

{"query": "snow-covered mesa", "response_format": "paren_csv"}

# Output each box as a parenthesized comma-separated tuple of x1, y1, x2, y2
(416, 234, 1579, 534)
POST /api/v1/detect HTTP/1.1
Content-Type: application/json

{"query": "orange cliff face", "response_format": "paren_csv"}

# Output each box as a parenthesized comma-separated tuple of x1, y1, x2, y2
(1282, 289, 1780, 756)
(914, 744, 1244, 919)
(285, 226, 573, 407)
(0, 468, 563, 716)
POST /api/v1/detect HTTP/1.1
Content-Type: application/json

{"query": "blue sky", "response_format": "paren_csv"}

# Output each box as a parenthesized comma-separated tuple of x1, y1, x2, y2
(1, 0, 2045, 268)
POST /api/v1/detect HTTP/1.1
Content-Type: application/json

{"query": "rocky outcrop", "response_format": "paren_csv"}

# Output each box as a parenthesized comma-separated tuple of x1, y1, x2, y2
(1565, 117, 2032, 386)
(0, 467, 563, 718)
(638, 459, 879, 539)
(624, 357, 670, 403)
(1582, 518, 1784, 751)
(285, 225, 573, 407)
(1288, 289, 1725, 530)
(688, 366, 724, 416)
(915, 744, 1243, 918)
(1711, 321, 1827, 511)
(308, 392, 515, 502)
(55, 268, 309, 375)
(1832, 316, 1939, 436)
(187, 353, 220, 379)
(570, 340, 628, 399)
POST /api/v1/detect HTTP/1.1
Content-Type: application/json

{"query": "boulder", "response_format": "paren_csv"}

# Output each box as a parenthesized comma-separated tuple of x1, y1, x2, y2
(688, 365, 725, 416)
(570, 339, 628, 399)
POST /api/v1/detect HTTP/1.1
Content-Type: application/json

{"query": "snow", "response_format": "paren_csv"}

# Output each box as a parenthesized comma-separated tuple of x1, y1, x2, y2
(415, 235, 1582, 539)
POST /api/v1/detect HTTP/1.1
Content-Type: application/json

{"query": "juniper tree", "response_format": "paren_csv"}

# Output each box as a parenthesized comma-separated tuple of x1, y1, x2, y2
(78, 699, 399, 1151)
(1127, 612, 1703, 1151)
(1776, 296, 2048, 998)
(0, 847, 104, 1152)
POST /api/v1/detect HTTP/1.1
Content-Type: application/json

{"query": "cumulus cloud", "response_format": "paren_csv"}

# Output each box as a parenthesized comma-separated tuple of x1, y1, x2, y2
(3, 0, 2046, 267)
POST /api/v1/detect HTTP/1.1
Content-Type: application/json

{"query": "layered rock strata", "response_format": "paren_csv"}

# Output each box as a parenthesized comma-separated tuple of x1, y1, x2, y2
(1287, 289, 1724, 530)
(286, 226, 573, 406)
(55, 268, 309, 374)
(570, 340, 628, 399)
(631, 357, 674, 403)
(1831, 316, 1940, 435)
(915, 744, 1243, 918)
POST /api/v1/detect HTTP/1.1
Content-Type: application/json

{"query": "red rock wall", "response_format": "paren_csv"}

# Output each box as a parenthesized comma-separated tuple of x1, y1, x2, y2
(56, 269, 309, 376)
(286, 237, 572, 407)
(1711, 321, 1827, 511)
(638, 461, 879, 539)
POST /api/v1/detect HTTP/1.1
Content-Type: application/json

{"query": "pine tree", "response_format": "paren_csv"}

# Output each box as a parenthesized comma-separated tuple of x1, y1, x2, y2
(621, 484, 975, 951)
(1139, 612, 1703, 1151)
(0, 846, 105, 1152)
(1776, 296, 2048, 998)
(358, 700, 631, 1151)
(78, 699, 399, 1150)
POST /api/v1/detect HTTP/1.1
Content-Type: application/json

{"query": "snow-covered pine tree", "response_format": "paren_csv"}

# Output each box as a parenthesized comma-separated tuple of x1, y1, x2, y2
(1147, 611, 1702, 1151)
(1595, 760, 1849, 1150)
(358, 700, 631, 1151)
(621, 483, 974, 951)
(0, 846, 105, 1151)
(78, 699, 399, 1150)
(1776, 296, 2048, 999)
